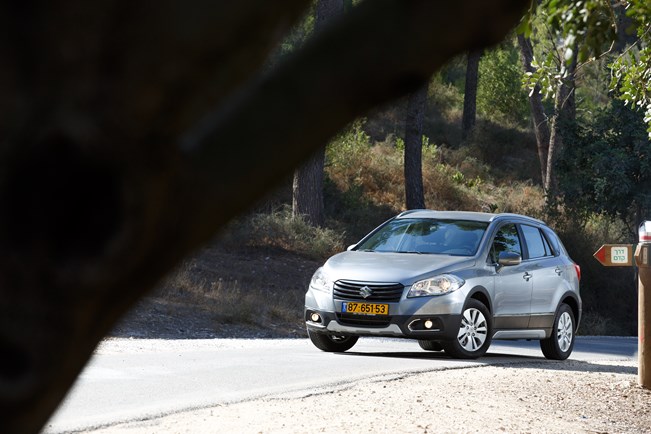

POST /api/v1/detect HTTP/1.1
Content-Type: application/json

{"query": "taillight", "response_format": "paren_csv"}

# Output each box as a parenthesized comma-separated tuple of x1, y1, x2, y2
(574, 263, 581, 282)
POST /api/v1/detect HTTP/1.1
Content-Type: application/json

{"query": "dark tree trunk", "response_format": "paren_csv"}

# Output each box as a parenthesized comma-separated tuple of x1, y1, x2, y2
(517, 34, 550, 185)
(461, 49, 482, 144)
(404, 85, 427, 209)
(292, 151, 325, 225)
(292, 0, 344, 226)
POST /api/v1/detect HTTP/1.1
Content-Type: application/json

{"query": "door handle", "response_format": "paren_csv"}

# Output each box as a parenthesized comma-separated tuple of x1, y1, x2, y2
(554, 267, 563, 276)
(523, 272, 533, 281)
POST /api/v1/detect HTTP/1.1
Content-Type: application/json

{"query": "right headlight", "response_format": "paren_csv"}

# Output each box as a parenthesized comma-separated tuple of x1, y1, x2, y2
(407, 274, 465, 297)
(309, 267, 331, 293)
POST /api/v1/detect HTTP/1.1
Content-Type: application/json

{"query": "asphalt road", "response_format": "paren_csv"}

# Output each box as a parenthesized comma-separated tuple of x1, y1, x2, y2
(43, 336, 638, 433)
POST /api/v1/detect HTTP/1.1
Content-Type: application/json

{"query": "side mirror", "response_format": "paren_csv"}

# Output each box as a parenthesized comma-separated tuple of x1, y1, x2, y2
(347, 244, 357, 251)
(498, 251, 521, 267)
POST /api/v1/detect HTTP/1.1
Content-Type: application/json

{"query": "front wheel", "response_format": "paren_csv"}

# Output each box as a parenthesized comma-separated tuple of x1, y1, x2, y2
(308, 329, 359, 352)
(442, 299, 492, 359)
(540, 303, 575, 360)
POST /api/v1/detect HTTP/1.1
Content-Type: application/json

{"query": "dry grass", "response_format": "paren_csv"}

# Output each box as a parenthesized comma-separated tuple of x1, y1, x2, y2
(325, 122, 544, 217)
(118, 246, 324, 338)
(162, 265, 305, 327)
(219, 206, 345, 260)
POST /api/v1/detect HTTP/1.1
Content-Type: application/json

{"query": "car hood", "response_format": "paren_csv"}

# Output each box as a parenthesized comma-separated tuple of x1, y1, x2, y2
(322, 251, 475, 284)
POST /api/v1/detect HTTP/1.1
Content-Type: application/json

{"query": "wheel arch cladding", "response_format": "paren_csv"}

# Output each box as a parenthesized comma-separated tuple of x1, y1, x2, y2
(468, 286, 492, 314)
(560, 294, 580, 328)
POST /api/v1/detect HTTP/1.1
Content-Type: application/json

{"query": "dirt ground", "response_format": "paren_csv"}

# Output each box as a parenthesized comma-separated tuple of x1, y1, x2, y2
(111, 246, 320, 340)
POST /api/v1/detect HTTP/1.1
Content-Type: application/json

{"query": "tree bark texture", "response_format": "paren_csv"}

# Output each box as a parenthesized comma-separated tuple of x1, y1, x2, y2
(0, 1, 529, 432)
(292, 0, 344, 226)
(404, 85, 428, 210)
(461, 49, 482, 144)
(293, 150, 326, 226)
(517, 34, 550, 185)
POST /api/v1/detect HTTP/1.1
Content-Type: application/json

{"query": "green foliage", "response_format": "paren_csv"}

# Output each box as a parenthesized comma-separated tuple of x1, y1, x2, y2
(544, 0, 616, 65)
(326, 119, 372, 168)
(477, 41, 530, 125)
(608, 1, 651, 137)
(574, 57, 612, 118)
(428, 74, 465, 115)
(269, 3, 315, 63)
(610, 46, 651, 137)
(394, 135, 433, 153)
(522, 53, 560, 101)
(521, 0, 617, 102)
(422, 136, 438, 160)
(437, 54, 468, 92)
(394, 136, 405, 151)
(557, 99, 651, 232)
(521, 0, 651, 135)
(451, 170, 465, 185)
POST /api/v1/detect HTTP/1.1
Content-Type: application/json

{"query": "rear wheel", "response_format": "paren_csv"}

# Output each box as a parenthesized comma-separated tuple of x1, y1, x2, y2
(308, 329, 359, 352)
(442, 299, 492, 359)
(540, 303, 575, 360)
(418, 340, 443, 351)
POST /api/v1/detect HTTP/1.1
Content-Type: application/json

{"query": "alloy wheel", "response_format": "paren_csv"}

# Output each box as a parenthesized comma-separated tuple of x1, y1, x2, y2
(556, 311, 573, 353)
(457, 307, 488, 352)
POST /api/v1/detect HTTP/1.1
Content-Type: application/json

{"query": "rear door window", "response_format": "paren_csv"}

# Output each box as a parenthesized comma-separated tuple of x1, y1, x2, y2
(521, 224, 552, 259)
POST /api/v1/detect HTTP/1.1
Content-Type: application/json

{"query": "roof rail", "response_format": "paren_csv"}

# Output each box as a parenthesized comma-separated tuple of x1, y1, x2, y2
(396, 209, 428, 218)
(493, 212, 546, 225)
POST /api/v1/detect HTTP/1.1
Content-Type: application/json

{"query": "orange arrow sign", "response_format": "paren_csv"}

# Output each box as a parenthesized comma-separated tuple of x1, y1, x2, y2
(593, 244, 634, 267)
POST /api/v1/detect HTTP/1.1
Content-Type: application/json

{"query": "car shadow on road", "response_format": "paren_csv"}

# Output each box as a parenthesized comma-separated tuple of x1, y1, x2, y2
(338, 350, 539, 363)
(337, 350, 637, 375)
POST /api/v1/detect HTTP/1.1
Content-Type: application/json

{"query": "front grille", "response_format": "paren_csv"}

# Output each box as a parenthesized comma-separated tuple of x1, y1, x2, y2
(333, 280, 404, 302)
(336, 313, 392, 327)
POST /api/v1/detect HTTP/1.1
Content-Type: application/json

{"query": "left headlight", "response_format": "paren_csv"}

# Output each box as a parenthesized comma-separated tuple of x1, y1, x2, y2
(309, 267, 331, 293)
(407, 274, 465, 297)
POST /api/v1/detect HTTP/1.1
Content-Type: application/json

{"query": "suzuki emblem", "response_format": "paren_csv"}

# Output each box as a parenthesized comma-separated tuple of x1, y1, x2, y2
(360, 286, 373, 299)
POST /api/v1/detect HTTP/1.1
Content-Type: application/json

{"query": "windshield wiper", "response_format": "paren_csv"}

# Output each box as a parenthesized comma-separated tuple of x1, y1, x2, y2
(396, 250, 424, 254)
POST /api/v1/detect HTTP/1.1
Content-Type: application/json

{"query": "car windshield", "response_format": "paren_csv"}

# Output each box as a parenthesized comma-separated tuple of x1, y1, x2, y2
(356, 218, 488, 256)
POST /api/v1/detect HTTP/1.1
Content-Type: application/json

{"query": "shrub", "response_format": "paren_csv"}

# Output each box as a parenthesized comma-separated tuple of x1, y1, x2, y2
(220, 205, 345, 260)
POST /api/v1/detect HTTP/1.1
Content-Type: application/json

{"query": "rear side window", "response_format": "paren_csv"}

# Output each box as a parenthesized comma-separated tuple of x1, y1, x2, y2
(542, 228, 562, 256)
(491, 224, 522, 262)
(521, 224, 553, 259)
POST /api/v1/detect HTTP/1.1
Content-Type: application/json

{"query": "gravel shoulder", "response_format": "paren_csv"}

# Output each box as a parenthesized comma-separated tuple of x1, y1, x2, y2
(86, 355, 649, 434)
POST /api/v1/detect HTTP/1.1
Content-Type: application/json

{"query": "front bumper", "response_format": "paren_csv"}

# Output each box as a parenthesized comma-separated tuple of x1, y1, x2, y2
(304, 308, 461, 340)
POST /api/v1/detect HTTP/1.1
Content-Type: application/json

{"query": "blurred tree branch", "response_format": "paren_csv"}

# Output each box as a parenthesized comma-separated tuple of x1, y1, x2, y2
(0, 1, 528, 432)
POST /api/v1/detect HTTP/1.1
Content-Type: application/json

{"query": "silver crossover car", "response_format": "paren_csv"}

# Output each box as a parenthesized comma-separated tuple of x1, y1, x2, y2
(304, 210, 581, 360)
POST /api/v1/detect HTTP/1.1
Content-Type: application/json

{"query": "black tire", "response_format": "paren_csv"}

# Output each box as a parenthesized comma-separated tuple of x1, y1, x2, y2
(442, 299, 492, 359)
(308, 329, 359, 352)
(540, 303, 575, 360)
(418, 340, 443, 351)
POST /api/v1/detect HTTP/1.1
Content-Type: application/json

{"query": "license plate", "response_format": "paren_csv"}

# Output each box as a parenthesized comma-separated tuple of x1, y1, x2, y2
(342, 302, 389, 315)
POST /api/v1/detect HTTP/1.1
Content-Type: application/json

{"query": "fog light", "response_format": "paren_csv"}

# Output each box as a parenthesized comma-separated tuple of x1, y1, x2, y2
(424, 319, 434, 329)
(310, 313, 321, 323)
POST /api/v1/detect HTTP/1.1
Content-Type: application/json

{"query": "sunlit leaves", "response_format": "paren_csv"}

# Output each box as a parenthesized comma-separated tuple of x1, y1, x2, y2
(522, 53, 561, 100)
(609, 1, 651, 136)
(520, 0, 617, 102)
(519, 0, 651, 136)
